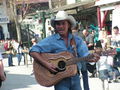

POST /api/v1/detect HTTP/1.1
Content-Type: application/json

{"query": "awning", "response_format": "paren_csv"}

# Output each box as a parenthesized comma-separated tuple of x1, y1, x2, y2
(95, 0, 120, 6)
(16, 0, 48, 4)
(50, 1, 95, 13)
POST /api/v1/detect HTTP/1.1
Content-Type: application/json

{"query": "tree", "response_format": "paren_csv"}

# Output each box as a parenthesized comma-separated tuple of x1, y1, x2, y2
(8, 0, 49, 41)
(9, 0, 21, 42)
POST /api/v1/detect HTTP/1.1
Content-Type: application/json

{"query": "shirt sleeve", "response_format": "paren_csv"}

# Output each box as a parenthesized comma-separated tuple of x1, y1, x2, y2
(76, 36, 90, 57)
(29, 36, 56, 53)
(30, 40, 52, 53)
(0, 52, 3, 60)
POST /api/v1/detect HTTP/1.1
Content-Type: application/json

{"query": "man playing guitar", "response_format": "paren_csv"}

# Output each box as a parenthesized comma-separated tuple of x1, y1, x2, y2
(29, 11, 100, 90)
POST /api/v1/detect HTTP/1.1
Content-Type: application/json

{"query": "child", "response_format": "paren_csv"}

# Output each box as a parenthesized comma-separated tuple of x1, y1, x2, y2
(96, 55, 114, 90)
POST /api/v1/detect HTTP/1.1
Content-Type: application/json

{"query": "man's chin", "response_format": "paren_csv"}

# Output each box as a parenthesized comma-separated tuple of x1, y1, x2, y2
(58, 31, 64, 34)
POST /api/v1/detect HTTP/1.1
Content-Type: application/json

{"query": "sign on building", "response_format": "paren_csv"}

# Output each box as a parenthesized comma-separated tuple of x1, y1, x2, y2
(0, 0, 9, 23)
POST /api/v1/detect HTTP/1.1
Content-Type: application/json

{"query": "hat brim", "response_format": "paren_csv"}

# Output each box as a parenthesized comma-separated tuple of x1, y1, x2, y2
(51, 15, 76, 28)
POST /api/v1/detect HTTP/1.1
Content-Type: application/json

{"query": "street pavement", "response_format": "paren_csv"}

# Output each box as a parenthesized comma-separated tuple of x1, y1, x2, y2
(1, 56, 120, 90)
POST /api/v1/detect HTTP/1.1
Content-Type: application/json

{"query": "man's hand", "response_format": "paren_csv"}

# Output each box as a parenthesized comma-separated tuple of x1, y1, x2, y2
(44, 62, 58, 74)
(0, 72, 6, 81)
(88, 53, 100, 62)
(30, 52, 58, 74)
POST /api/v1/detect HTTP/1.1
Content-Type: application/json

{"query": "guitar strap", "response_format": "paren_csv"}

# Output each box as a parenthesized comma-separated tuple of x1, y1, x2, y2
(70, 36, 80, 74)
(70, 36, 78, 57)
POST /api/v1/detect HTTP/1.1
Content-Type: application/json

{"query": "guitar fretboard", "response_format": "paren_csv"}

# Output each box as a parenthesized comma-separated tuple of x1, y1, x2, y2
(66, 49, 116, 66)
(66, 54, 94, 66)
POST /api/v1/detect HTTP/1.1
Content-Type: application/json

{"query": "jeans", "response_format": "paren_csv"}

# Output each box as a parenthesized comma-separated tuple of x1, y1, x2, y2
(81, 71, 90, 90)
(16, 53, 22, 65)
(99, 69, 109, 80)
(54, 74, 82, 90)
(8, 54, 13, 66)
(113, 52, 120, 67)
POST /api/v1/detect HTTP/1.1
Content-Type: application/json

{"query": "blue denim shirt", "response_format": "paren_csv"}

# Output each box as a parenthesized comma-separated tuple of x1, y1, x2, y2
(30, 33, 89, 70)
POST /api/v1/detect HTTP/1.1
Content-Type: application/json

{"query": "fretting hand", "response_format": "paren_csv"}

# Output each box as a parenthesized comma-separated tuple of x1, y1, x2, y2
(88, 53, 100, 62)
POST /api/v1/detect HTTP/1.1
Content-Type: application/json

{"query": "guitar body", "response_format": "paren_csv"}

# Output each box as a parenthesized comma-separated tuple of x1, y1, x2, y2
(33, 51, 77, 87)
(33, 49, 116, 87)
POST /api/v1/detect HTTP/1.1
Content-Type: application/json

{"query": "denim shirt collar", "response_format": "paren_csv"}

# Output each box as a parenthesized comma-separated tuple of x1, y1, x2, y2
(55, 33, 73, 40)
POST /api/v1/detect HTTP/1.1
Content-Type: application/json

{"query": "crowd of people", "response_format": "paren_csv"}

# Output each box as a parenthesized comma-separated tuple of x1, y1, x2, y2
(0, 38, 36, 66)
(0, 38, 37, 87)
(0, 39, 25, 66)
(70, 11, 120, 90)
(72, 21, 120, 90)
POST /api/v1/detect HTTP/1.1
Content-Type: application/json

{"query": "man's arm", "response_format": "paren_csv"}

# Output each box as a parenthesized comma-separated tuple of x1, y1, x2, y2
(0, 60, 6, 81)
(30, 52, 58, 73)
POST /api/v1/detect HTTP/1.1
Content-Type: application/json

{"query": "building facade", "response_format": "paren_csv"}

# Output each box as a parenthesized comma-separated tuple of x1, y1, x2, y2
(49, 0, 97, 31)
(0, 0, 9, 40)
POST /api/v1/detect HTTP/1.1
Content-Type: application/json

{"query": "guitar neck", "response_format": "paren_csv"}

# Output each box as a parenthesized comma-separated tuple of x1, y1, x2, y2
(66, 49, 116, 66)
(66, 54, 94, 66)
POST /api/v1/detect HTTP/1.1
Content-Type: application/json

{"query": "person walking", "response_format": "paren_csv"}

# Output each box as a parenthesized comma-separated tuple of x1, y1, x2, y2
(110, 26, 120, 82)
(81, 29, 96, 78)
(29, 10, 100, 90)
(6, 39, 14, 66)
(16, 41, 24, 66)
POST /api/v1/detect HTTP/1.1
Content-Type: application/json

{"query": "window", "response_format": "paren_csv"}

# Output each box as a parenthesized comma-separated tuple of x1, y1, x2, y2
(0, 0, 3, 6)
(0, 26, 4, 40)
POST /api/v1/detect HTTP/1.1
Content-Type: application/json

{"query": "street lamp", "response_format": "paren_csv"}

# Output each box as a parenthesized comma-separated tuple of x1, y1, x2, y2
(27, 24, 30, 49)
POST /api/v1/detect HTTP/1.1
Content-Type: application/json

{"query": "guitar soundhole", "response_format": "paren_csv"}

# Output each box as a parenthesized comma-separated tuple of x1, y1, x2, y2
(57, 61, 66, 71)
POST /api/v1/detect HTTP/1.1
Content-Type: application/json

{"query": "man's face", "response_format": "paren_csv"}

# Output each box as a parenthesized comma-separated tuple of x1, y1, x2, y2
(55, 20, 70, 36)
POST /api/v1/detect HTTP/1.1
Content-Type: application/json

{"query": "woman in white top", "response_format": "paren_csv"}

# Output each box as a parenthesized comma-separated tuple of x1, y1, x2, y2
(111, 26, 120, 48)
(98, 29, 108, 50)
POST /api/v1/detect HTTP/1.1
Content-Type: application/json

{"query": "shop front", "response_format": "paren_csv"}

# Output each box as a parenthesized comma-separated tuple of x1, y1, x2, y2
(95, 0, 120, 34)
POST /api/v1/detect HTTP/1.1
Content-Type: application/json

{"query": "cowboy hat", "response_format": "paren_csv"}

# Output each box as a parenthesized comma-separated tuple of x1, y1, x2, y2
(51, 11, 76, 28)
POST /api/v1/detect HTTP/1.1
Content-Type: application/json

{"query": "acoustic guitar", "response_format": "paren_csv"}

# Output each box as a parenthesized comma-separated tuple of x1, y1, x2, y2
(33, 49, 116, 87)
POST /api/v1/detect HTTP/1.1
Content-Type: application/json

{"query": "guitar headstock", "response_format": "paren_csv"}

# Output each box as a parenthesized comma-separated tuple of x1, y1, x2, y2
(101, 48, 117, 56)
(90, 48, 117, 56)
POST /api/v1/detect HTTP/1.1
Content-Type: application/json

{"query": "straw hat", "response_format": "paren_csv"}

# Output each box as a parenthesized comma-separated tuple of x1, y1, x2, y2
(51, 11, 76, 28)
